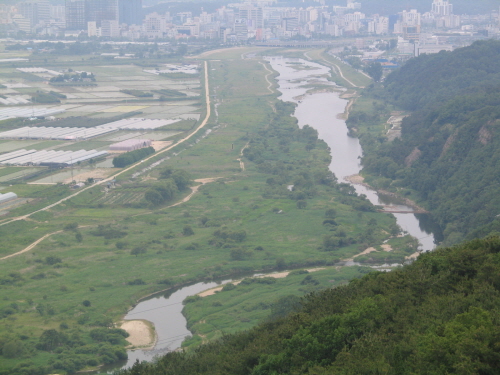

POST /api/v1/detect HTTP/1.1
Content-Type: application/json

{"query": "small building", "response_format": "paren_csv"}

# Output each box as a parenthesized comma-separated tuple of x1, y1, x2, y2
(0, 192, 18, 204)
(109, 139, 152, 152)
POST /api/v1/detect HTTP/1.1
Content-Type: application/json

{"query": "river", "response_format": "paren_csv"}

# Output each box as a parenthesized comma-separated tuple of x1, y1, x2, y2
(266, 56, 438, 252)
(108, 56, 440, 372)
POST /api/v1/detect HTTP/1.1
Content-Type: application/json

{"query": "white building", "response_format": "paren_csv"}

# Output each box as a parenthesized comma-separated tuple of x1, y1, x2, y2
(431, 0, 453, 17)
(87, 21, 97, 36)
(143, 12, 169, 38)
(101, 19, 119, 37)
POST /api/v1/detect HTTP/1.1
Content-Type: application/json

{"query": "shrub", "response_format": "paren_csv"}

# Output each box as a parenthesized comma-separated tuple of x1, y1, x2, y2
(127, 279, 146, 285)
(183, 225, 194, 236)
(112, 147, 155, 168)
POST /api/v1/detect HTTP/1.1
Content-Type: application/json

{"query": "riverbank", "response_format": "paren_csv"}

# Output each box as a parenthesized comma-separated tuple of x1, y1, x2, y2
(120, 320, 157, 349)
(344, 174, 429, 213)
(197, 267, 326, 297)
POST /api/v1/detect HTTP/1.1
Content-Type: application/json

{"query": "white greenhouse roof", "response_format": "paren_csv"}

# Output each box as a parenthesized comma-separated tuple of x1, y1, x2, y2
(0, 149, 108, 166)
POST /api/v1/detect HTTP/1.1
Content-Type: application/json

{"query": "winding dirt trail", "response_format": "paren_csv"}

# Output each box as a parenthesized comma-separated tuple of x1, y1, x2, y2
(236, 142, 250, 171)
(259, 61, 275, 94)
(304, 50, 364, 89)
(131, 177, 220, 218)
(0, 61, 212, 228)
(0, 224, 95, 261)
(0, 230, 63, 261)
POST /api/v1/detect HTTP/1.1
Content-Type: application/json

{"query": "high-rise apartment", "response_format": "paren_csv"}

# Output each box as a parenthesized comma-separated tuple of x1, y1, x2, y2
(18, 1, 50, 27)
(65, 0, 86, 30)
(431, 0, 453, 16)
(86, 0, 118, 27)
(118, 0, 142, 25)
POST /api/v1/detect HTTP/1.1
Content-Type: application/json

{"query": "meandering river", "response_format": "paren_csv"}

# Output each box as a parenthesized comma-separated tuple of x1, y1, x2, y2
(267, 56, 439, 251)
(110, 56, 440, 371)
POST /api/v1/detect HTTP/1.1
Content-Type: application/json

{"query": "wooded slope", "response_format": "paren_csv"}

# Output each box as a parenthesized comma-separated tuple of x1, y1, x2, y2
(364, 40, 500, 244)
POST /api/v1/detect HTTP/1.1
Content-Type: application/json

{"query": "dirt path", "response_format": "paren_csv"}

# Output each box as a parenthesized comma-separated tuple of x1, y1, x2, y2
(0, 61, 212, 228)
(131, 177, 220, 218)
(305, 50, 364, 89)
(0, 224, 97, 261)
(236, 142, 250, 171)
(259, 62, 275, 94)
(166, 178, 219, 208)
(0, 230, 63, 261)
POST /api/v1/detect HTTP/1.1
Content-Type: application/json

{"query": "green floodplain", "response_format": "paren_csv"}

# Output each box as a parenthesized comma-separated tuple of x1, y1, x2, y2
(0, 44, 424, 374)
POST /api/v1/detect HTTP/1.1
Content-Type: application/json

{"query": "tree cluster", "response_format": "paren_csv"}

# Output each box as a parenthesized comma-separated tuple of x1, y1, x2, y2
(144, 167, 192, 206)
(112, 146, 155, 168)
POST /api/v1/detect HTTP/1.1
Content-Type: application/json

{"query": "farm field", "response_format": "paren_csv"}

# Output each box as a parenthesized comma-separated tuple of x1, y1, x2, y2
(0, 58, 203, 190)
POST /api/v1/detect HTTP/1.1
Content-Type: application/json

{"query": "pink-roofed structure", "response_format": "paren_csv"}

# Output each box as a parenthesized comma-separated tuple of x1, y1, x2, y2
(109, 139, 152, 152)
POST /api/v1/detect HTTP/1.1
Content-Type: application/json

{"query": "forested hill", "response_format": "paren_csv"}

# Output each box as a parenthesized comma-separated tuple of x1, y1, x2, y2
(384, 40, 500, 111)
(363, 40, 500, 245)
(118, 236, 500, 375)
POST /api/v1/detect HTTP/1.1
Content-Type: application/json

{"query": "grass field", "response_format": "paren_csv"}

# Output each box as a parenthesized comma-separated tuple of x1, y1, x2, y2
(306, 49, 373, 89)
(0, 46, 407, 373)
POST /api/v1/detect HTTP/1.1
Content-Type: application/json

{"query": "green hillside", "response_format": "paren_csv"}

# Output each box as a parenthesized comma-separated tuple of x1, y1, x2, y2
(117, 236, 500, 375)
(358, 40, 500, 245)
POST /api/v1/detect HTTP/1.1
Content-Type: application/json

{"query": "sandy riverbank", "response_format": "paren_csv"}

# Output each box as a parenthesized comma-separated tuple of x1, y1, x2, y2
(198, 268, 326, 297)
(344, 174, 429, 213)
(120, 319, 156, 349)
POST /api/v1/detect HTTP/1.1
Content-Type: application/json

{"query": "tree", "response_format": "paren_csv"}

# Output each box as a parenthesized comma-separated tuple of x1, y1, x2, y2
(145, 190, 164, 206)
(297, 200, 307, 209)
(82, 300, 91, 307)
(2, 340, 25, 358)
(75, 232, 83, 242)
(131, 246, 147, 257)
(365, 62, 383, 82)
(38, 329, 65, 351)
(325, 208, 337, 218)
(183, 225, 194, 236)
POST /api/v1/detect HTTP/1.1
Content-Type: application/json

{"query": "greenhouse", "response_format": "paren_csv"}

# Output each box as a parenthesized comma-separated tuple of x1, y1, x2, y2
(0, 192, 18, 204)
(109, 139, 152, 152)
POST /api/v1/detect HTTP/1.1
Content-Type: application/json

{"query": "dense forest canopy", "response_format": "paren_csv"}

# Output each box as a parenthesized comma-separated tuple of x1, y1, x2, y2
(362, 40, 500, 245)
(117, 236, 500, 375)
(384, 40, 500, 111)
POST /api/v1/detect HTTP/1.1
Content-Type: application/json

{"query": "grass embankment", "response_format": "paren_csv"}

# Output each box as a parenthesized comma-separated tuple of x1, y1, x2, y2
(306, 49, 372, 89)
(0, 52, 410, 374)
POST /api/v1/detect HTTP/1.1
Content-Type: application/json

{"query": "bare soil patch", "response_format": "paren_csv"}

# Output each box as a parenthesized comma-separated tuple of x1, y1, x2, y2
(120, 320, 156, 348)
